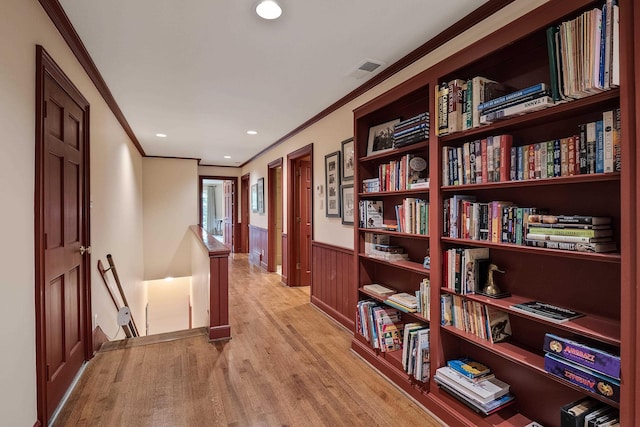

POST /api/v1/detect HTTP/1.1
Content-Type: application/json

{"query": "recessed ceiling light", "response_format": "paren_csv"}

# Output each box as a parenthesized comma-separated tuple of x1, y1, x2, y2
(156, 133, 167, 138)
(224, 155, 231, 159)
(247, 130, 258, 135)
(256, 0, 282, 20)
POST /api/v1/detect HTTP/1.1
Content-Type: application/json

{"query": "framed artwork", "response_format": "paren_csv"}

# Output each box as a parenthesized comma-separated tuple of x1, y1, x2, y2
(325, 151, 341, 217)
(341, 184, 354, 225)
(341, 137, 355, 181)
(251, 184, 258, 213)
(257, 177, 265, 214)
(367, 118, 400, 156)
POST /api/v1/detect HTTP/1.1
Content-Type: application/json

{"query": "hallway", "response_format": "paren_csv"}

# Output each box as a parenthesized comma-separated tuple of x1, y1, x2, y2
(53, 254, 442, 426)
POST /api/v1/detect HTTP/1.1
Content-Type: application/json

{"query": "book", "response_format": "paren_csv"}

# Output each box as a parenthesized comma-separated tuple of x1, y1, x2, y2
(477, 83, 549, 111)
(525, 239, 617, 253)
(510, 301, 584, 323)
(525, 233, 613, 244)
(387, 292, 418, 309)
(480, 96, 554, 124)
(484, 306, 511, 343)
(434, 376, 515, 415)
(544, 353, 620, 402)
(527, 214, 612, 225)
(527, 226, 613, 237)
(363, 284, 396, 297)
(447, 358, 491, 379)
(361, 200, 384, 228)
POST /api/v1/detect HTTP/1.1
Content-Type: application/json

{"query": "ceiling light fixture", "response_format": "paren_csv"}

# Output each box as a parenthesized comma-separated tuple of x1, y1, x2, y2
(224, 155, 231, 159)
(255, 0, 282, 20)
(247, 130, 258, 135)
(156, 133, 167, 138)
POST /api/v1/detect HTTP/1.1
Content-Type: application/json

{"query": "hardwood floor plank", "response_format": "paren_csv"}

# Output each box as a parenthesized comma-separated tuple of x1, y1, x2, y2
(53, 254, 443, 426)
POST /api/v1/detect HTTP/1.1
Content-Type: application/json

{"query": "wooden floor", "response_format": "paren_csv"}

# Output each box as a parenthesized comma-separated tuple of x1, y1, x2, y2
(54, 254, 443, 426)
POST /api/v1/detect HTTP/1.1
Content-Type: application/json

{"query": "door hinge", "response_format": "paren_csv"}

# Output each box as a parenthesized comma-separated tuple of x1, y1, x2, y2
(296, 169, 301, 177)
(296, 262, 301, 270)
(296, 217, 301, 223)
(46, 364, 50, 381)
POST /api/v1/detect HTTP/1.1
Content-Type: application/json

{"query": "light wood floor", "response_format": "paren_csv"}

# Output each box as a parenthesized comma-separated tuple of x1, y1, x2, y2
(54, 254, 443, 426)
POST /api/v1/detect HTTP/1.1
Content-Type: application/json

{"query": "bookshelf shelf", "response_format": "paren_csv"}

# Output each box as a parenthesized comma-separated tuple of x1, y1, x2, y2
(359, 253, 430, 275)
(438, 89, 620, 144)
(440, 288, 621, 345)
(440, 237, 621, 264)
(441, 172, 620, 192)
(441, 327, 620, 409)
(358, 141, 428, 164)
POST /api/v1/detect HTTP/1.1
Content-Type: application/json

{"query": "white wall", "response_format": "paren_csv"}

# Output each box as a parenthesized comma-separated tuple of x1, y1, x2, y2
(143, 157, 199, 280)
(146, 277, 191, 335)
(0, 0, 145, 423)
(240, 0, 549, 251)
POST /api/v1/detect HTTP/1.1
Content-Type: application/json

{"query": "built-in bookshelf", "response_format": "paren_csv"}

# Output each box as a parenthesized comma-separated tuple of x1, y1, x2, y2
(352, 0, 632, 425)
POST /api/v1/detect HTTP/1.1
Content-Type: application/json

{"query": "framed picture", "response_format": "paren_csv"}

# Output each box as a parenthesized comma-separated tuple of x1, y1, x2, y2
(257, 177, 265, 214)
(341, 137, 355, 181)
(341, 184, 354, 225)
(367, 118, 400, 156)
(251, 183, 258, 213)
(325, 151, 341, 217)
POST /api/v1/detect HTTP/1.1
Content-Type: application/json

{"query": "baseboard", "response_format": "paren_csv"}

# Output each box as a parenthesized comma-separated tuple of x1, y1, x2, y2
(310, 296, 354, 332)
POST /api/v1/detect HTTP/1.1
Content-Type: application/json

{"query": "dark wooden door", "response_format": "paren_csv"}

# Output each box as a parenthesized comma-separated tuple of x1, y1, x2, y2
(241, 175, 250, 253)
(298, 160, 312, 286)
(41, 72, 89, 420)
(224, 180, 234, 250)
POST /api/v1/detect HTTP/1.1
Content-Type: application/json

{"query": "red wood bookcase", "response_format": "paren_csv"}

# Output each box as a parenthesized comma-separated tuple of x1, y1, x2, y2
(351, 0, 637, 425)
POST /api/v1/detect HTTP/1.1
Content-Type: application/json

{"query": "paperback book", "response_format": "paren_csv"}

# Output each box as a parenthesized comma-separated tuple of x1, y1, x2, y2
(510, 301, 584, 323)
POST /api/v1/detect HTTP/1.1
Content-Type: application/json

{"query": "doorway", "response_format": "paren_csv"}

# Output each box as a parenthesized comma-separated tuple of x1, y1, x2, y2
(35, 46, 92, 425)
(199, 176, 238, 251)
(268, 158, 283, 274)
(287, 144, 313, 287)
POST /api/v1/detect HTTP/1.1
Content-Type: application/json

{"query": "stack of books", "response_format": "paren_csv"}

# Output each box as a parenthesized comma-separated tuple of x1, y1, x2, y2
(393, 112, 429, 148)
(434, 358, 515, 415)
(524, 214, 616, 253)
(362, 283, 396, 297)
(369, 244, 409, 262)
(385, 292, 418, 313)
(478, 83, 553, 125)
(544, 333, 620, 403)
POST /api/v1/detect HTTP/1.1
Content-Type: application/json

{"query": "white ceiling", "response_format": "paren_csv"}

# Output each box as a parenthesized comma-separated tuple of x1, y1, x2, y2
(59, 0, 487, 166)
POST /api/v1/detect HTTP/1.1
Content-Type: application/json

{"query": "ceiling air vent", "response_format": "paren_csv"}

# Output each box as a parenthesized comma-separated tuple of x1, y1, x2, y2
(348, 58, 385, 79)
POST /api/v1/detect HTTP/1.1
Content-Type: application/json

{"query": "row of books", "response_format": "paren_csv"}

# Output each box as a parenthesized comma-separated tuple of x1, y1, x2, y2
(544, 333, 620, 403)
(403, 323, 430, 382)
(479, 84, 553, 125)
(442, 108, 621, 187)
(561, 397, 619, 427)
(363, 154, 428, 193)
(392, 112, 429, 148)
(435, 77, 513, 135)
(441, 294, 512, 344)
(434, 358, 515, 415)
(443, 247, 489, 295)
(444, 195, 617, 253)
(395, 198, 429, 235)
(547, 0, 619, 102)
(356, 301, 402, 352)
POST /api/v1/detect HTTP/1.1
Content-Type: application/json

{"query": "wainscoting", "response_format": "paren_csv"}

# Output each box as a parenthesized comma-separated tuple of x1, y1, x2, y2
(248, 225, 267, 268)
(310, 241, 354, 331)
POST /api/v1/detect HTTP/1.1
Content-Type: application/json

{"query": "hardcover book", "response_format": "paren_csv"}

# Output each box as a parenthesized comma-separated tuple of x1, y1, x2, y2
(510, 301, 584, 323)
(447, 358, 491, 379)
(363, 284, 396, 297)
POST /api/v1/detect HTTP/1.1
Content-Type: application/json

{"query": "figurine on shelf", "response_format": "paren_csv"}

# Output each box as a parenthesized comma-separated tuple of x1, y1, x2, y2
(482, 263, 505, 296)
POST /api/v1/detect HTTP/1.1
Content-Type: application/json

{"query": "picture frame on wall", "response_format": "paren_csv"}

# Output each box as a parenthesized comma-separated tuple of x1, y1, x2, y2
(367, 118, 400, 156)
(341, 184, 354, 225)
(325, 151, 341, 217)
(341, 137, 354, 181)
(257, 177, 265, 214)
(251, 183, 258, 213)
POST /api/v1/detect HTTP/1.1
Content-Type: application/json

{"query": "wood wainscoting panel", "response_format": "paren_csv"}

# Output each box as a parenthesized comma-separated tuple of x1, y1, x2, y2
(281, 233, 288, 285)
(311, 241, 354, 331)
(248, 225, 267, 269)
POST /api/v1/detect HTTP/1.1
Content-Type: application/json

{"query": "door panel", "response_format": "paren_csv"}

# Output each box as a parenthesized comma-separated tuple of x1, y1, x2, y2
(42, 72, 88, 420)
(301, 160, 312, 286)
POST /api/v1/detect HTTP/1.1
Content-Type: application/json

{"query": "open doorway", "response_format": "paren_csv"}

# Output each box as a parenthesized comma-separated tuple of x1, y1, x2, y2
(268, 158, 283, 275)
(287, 144, 313, 287)
(199, 176, 238, 251)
